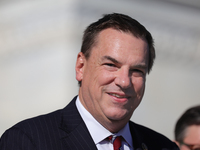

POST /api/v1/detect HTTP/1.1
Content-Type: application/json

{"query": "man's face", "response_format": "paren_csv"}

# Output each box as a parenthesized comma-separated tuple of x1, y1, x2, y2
(179, 125, 200, 150)
(76, 28, 149, 132)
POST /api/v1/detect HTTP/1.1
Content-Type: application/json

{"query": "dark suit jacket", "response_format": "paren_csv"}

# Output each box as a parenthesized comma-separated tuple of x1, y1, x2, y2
(0, 96, 179, 150)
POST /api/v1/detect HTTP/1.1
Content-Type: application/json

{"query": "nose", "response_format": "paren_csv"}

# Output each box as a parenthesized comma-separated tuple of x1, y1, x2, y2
(114, 68, 131, 89)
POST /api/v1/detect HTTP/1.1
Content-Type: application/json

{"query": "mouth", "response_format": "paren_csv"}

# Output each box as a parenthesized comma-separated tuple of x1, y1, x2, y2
(108, 92, 131, 99)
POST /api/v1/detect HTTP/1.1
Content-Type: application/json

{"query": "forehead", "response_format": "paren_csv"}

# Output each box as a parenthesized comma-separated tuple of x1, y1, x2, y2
(91, 28, 148, 63)
(96, 28, 147, 49)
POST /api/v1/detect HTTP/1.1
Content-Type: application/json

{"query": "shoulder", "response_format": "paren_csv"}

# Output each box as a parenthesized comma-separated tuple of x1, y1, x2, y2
(0, 110, 61, 150)
(129, 121, 179, 149)
(0, 109, 64, 150)
(2, 96, 78, 137)
(3, 109, 63, 139)
(15, 109, 62, 130)
(0, 97, 78, 150)
(8, 96, 78, 134)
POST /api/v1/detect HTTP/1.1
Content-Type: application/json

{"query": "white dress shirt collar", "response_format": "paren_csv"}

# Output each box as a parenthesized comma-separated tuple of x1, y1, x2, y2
(76, 96, 133, 148)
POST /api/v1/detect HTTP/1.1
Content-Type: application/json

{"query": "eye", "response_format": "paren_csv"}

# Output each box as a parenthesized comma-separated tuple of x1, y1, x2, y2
(132, 69, 144, 74)
(104, 63, 116, 67)
(103, 63, 118, 71)
(131, 69, 145, 77)
(133, 69, 141, 72)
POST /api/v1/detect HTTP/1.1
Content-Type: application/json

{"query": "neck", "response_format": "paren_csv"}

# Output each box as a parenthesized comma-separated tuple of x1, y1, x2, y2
(99, 117, 130, 133)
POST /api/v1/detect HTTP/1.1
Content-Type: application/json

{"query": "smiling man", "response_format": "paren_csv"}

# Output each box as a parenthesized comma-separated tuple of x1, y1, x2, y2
(0, 13, 179, 150)
(76, 27, 148, 133)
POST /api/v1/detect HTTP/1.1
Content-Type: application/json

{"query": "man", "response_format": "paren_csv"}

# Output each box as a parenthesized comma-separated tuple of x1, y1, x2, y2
(174, 105, 200, 150)
(0, 13, 179, 150)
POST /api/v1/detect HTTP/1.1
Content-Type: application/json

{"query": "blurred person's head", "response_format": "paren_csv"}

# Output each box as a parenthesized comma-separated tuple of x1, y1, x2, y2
(175, 105, 200, 150)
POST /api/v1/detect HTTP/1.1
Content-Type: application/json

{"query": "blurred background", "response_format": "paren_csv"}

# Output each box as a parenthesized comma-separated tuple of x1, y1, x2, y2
(0, 0, 200, 140)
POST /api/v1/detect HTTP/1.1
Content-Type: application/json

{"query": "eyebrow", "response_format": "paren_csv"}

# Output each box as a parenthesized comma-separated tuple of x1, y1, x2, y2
(102, 55, 120, 64)
(102, 55, 148, 70)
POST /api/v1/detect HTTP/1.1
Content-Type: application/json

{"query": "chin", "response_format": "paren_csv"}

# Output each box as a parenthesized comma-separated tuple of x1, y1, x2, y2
(108, 112, 129, 121)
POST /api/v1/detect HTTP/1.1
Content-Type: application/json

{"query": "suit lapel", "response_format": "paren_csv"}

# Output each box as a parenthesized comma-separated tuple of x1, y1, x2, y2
(59, 96, 97, 150)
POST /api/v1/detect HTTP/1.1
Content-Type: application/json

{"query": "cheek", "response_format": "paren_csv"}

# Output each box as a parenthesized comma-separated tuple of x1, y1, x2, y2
(87, 70, 114, 98)
(132, 77, 146, 93)
(97, 71, 115, 85)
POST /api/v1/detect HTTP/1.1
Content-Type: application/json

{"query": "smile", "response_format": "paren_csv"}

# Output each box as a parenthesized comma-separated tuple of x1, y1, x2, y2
(108, 93, 130, 99)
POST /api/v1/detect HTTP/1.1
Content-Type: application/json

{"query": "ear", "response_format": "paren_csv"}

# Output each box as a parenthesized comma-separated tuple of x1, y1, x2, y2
(75, 52, 86, 82)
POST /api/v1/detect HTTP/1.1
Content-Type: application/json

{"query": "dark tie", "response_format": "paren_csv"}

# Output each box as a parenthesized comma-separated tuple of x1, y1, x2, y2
(108, 135, 122, 150)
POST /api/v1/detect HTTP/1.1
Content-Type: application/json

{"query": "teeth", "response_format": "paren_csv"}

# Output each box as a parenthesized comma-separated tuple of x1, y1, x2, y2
(110, 93, 126, 98)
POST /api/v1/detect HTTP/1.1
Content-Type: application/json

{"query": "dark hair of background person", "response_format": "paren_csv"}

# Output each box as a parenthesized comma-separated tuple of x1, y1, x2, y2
(79, 13, 156, 86)
(174, 105, 200, 143)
